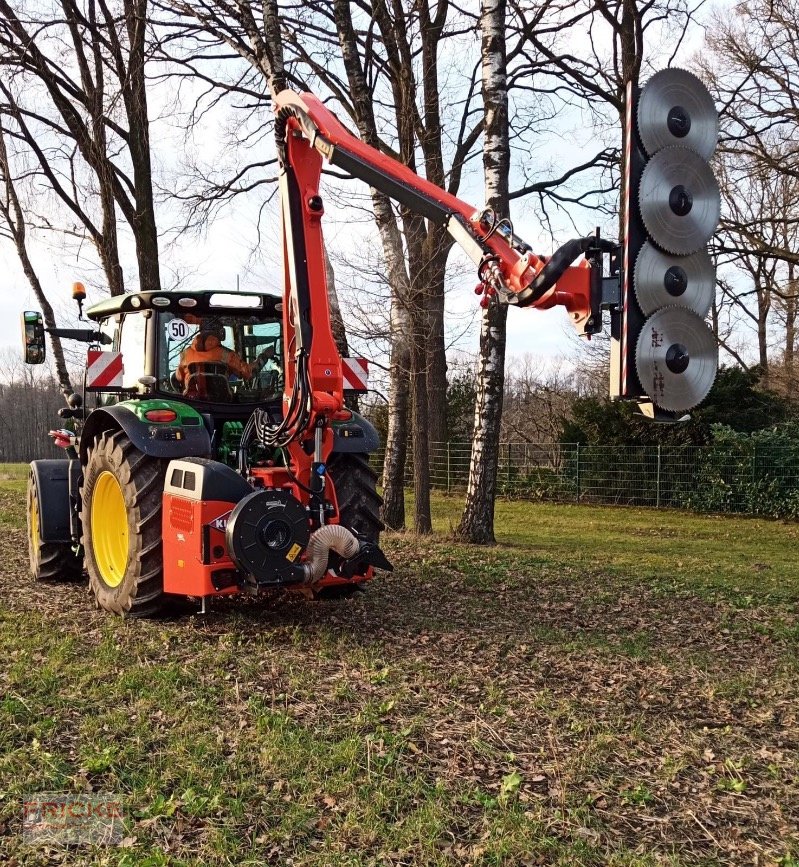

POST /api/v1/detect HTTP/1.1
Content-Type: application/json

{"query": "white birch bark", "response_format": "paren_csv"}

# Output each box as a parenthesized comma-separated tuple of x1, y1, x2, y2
(456, 0, 510, 543)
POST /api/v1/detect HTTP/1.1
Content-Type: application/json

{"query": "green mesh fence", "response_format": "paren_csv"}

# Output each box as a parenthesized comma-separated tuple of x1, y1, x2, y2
(371, 440, 799, 519)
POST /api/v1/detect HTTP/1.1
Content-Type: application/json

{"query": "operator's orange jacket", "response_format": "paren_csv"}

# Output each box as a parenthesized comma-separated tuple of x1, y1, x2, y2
(176, 334, 252, 385)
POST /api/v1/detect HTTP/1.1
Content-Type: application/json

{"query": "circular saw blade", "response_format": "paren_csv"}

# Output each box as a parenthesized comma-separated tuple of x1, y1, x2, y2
(635, 306, 718, 412)
(637, 69, 718, 160)
(634, 241, 716, 317)
(639, 147, 720, 255)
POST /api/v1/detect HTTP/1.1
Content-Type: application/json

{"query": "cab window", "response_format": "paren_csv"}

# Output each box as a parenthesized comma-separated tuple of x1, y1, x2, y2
(97, 316, 118, 348)
(157, 312, 283, 404)
(118, 314, 147, 389)
(93, 317, 122, 405)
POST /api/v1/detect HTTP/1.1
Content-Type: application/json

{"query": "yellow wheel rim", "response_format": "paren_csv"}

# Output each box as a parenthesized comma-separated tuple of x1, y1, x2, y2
(29, 489, 40, 556)
(91, 471, 129, 588)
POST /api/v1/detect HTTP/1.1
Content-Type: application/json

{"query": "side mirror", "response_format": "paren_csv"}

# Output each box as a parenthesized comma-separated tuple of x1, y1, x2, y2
(21, 311, 46, 365)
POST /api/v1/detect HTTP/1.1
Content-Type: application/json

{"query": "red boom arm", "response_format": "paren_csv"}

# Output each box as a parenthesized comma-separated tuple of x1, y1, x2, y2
(273, 89, 602, 335)
(262, 90, 607, 494)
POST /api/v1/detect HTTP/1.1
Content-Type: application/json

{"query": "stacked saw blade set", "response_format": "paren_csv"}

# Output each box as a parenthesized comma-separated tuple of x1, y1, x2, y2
(616, 68, 721, 414)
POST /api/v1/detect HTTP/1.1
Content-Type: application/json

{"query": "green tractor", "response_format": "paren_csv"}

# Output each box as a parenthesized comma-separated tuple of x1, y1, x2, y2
(23, 289, 384, 616)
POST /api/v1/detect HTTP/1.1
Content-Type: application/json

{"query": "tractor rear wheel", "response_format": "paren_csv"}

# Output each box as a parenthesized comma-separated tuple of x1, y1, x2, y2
(81, 430, 167, 617)
(327, 452, 384, 542)
(315, 453, 384, 599)
(27, 472, 82, 581)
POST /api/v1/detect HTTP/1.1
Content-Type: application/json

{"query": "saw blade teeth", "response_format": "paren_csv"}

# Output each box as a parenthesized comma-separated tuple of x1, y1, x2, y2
(637, 67, 719, 160)
(633, 241, 716, 317)
(634, 306, 718, 412)
(638, 146, 720, 256)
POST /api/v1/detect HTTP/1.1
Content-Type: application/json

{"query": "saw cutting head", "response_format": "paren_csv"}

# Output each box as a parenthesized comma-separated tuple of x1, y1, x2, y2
(634, 241, 716, 317)
(635, 306, 718, 412)
(637, 68, 718, 160)
(639, 147, 720, 255)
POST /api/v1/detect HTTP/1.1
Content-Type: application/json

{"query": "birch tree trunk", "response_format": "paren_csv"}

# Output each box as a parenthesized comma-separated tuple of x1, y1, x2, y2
(456, 0, 510, 544)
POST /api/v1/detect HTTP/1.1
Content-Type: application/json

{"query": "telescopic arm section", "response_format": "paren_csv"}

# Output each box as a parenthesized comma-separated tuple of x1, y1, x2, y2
(273, 89, 610, 337)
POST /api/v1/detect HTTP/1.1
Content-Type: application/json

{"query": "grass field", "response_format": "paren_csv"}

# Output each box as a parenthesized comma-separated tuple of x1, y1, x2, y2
(1, 463, 798, 866)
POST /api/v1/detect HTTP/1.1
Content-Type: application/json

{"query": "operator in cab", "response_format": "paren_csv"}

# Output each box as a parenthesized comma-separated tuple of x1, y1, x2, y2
(175, 319, 273, 398)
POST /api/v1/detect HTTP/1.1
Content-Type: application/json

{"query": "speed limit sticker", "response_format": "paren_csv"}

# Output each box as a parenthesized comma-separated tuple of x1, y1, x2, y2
(166, 319, 191, 340)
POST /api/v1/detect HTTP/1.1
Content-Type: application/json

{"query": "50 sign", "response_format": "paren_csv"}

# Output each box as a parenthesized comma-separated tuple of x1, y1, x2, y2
(167, 319, 192, 341)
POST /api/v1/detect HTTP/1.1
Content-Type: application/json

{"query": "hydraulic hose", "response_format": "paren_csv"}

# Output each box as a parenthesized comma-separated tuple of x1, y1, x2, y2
(302, 524, 360, 583)
(511, 235, 616, 308)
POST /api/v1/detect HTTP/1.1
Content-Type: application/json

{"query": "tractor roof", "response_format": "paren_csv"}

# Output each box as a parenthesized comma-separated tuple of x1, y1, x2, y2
(86, 290, 282, 321)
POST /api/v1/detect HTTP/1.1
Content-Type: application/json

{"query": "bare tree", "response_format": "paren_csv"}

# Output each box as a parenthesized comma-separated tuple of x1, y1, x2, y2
(0, 0, 163, 295)
(501, 356, 580, 443)
(698, 0, 799, 386)
(278, 0, 489, 533)
(513, 0, 702, 245)
(0, 121, 73, 394)
(154, 0, 353, 379)
(0, 351, 71, 461)
(325, 0, 421, 530)
(162, 2, 618, 536)
(445, 0, 698, 544)
(454, 0, 511, 543)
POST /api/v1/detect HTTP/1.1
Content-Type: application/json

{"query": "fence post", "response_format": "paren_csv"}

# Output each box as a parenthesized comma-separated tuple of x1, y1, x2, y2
(656, 444, 662, 509)
(576, 443, 581, 503)
(446, 442, 451, 494)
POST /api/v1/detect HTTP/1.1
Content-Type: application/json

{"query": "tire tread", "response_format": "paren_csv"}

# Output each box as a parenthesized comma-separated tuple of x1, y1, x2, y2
(81, 431, 167, 617)
(327, 452, 384, 542)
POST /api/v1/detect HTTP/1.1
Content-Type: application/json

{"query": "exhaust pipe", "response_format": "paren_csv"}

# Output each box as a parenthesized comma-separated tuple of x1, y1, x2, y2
(302, 524, 360, 583)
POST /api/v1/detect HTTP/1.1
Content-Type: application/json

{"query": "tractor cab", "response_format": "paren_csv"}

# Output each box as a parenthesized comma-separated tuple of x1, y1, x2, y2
(85, 289, 285, 423)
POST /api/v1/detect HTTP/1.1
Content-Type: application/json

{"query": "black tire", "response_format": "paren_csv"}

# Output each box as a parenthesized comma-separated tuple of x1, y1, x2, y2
(81, 430, 167, 617)
(327, 452, 384, 542)
(27, 472, 82, 581)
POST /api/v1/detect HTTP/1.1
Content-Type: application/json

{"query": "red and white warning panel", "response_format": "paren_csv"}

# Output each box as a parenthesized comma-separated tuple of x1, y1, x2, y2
(86, 349, 123, 389)
(342, 357, 369, 392)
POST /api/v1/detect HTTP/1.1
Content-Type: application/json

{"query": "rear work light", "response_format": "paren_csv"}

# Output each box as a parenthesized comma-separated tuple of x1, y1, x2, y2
(145, 409, 178, 423)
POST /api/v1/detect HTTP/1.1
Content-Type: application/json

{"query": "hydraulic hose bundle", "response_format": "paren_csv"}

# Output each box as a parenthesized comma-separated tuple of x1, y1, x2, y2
(508, 235, 616, 309)
(238, 350, 313, 471)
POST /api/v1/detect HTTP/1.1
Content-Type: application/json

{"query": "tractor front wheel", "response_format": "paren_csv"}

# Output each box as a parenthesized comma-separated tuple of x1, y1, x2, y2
(27, 472, 82, 581)
(81, 431, 167, 616)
